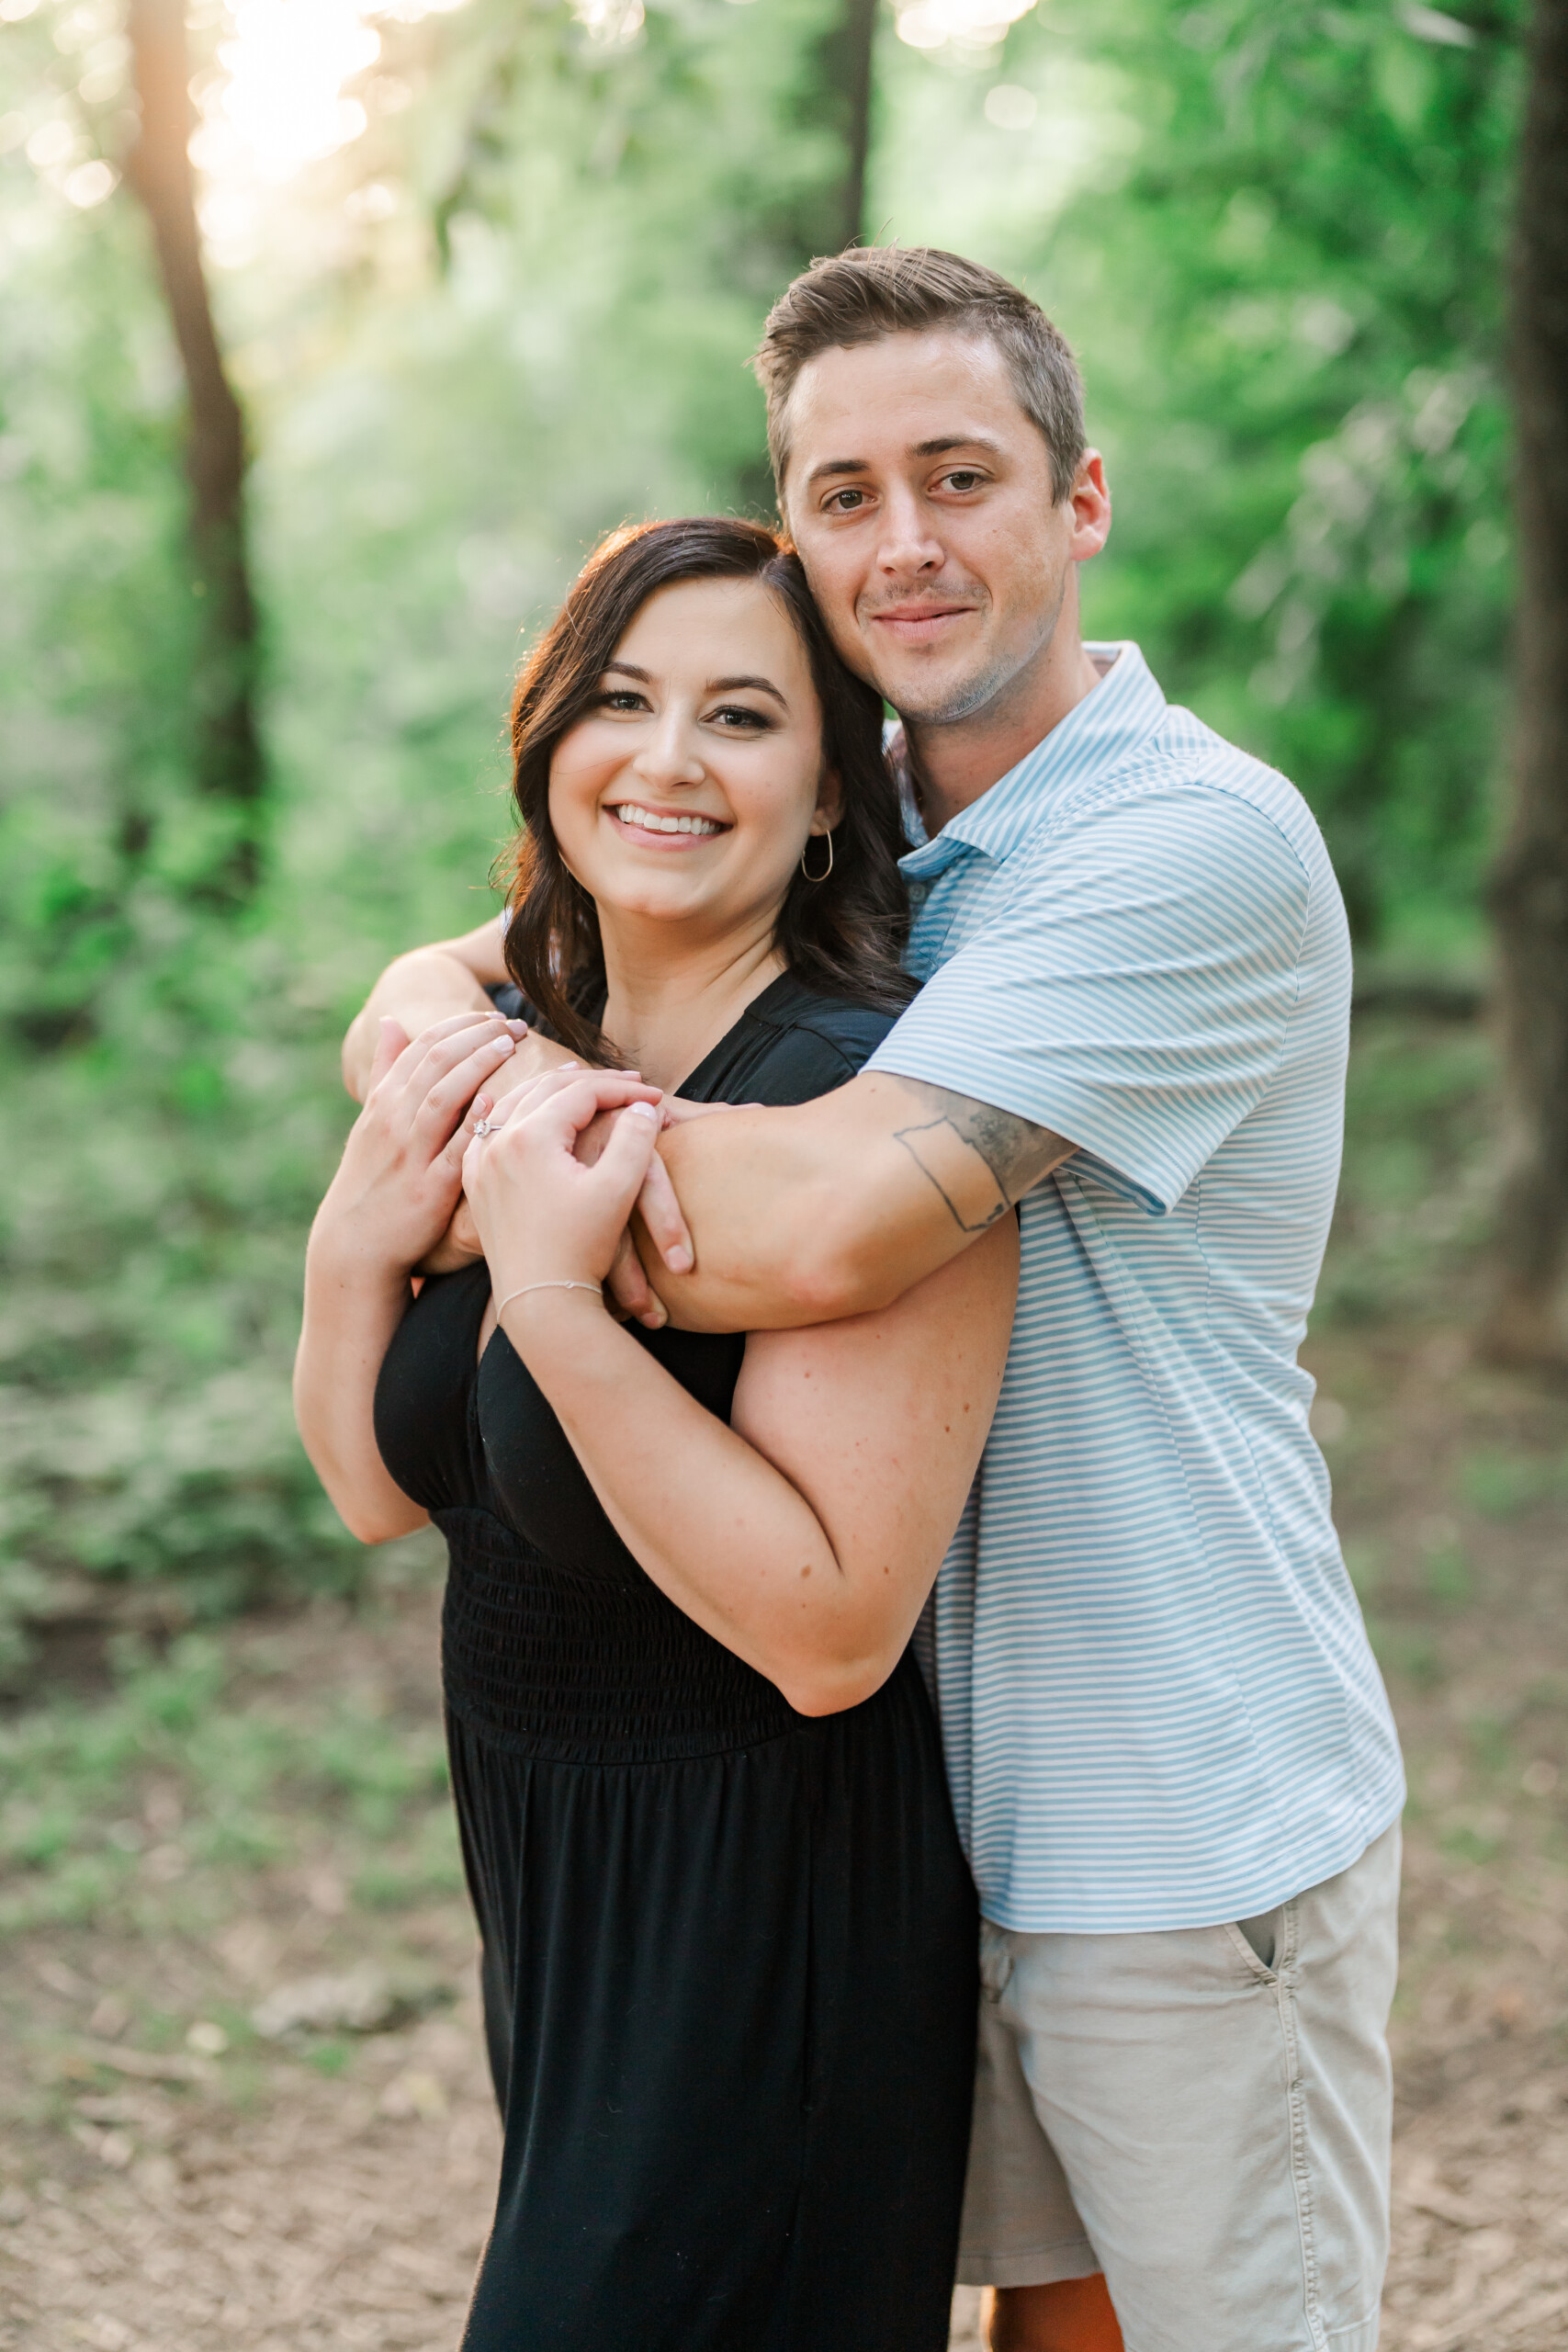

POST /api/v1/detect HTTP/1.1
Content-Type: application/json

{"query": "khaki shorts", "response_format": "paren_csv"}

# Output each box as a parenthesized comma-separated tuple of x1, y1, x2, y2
(957, 1822, 1401, 2352)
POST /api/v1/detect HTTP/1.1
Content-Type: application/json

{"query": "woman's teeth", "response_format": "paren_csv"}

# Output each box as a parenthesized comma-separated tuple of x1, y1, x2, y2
(612, 803, 724, 837)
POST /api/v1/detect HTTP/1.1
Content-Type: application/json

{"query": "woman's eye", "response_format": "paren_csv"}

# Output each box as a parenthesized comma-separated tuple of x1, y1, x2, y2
(597, 690, 648, 713)
(709, 705, 769, 730)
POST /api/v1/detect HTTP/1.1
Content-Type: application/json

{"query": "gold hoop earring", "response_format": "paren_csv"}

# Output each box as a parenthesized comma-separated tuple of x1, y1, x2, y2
(801, 831, 834, 882)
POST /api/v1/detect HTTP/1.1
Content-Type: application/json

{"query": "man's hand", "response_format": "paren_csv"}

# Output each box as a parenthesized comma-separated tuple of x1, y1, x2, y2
(344, 951, 495, 1102)
(421, 1193, 483, 1274)
(342, 919, 514, 1102)
(605, 1099, 728, 1324)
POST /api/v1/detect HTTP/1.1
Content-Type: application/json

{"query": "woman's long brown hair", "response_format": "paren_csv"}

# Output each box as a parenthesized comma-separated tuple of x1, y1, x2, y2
(498, 516, 913, 1066)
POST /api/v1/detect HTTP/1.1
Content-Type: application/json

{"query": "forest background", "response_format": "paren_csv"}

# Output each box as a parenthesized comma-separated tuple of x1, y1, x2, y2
(0, 0, 1523, 1665)
(11, 5, 1568, 2340)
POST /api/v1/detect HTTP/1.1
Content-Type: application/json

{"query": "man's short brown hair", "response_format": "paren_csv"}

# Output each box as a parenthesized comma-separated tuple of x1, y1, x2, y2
(753, 245, 1088, 505)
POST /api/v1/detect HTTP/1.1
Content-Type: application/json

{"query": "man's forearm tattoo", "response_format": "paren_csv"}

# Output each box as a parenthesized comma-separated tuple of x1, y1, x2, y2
(891, 1081, 1072, 1235)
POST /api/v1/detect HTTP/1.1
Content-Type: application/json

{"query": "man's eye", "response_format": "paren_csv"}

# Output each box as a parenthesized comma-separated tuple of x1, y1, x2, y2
(942, 470, 985, 493)
(825, 488, 866, 514)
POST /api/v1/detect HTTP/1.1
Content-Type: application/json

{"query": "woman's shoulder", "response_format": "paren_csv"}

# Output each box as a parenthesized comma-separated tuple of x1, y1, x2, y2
(750, 974, 903, 1073)
(686, 973, 905, 1109)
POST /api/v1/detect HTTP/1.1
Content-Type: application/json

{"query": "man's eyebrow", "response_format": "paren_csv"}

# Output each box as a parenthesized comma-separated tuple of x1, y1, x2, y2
(709, 673, 787, 708)
(804, 435, 1005, 489)
(911, 435, 1005, 460)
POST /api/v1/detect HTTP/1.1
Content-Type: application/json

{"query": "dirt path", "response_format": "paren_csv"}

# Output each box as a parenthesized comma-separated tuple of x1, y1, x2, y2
(3, 1316, 1566, 2349)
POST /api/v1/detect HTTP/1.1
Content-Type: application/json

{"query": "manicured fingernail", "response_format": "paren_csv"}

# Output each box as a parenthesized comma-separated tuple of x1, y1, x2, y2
(664, 1245, 694, 1274)
(627, 1102, 660, 1123)
(506, 1020, 528, 1035)
(493, 1035, 514, 1053)
(473, 1095, 491, 1117)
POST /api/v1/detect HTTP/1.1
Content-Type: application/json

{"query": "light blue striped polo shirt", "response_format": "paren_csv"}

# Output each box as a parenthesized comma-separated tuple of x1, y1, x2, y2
(871, 641, 1404, 1934)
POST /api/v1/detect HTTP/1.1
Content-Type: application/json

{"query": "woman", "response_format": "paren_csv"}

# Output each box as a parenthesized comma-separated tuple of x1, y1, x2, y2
(295, 518, 1018, 2351)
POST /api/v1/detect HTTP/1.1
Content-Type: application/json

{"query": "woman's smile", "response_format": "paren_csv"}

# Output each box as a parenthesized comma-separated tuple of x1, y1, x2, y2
(605, 797, 732, 844)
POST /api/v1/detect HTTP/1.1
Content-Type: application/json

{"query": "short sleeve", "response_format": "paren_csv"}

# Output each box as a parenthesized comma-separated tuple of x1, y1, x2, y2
(689, 991, 900, 1108)
(866, 786, 1312, 1213)
(740, 1021, 874, 1105)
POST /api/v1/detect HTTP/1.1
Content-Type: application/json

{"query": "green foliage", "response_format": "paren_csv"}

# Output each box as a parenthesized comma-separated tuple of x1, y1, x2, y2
(0, 1627, 456, 1934)
(0, 0, 1522, 1658)
(1315, 1013, 1496, 1326)
(1461, 1445, 1568, 1517)
(1, 0, 876, 1666)
(876, 0, 1521, 944)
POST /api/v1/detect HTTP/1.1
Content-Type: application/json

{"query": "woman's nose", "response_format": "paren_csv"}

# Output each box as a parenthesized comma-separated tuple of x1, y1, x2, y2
(633, 712, 705, 789)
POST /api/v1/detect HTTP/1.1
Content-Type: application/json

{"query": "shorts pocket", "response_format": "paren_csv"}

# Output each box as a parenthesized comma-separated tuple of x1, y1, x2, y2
(1224, 1894, 1299, 1984)
(978, 1921, 1015, 2003)
(1224, 1917, 1280, 1984)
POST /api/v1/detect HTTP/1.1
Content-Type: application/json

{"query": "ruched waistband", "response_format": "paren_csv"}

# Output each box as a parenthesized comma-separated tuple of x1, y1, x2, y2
(435, 1507, 799, 1764)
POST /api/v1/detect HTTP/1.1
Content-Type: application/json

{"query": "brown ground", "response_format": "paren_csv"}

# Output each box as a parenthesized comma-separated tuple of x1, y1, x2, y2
(2, 1316, 1566, 2351)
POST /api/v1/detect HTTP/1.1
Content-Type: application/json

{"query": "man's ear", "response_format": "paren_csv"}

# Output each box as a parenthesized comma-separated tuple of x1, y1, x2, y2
(1068, 448, 1111, 564)
(813, 764, 844, 833)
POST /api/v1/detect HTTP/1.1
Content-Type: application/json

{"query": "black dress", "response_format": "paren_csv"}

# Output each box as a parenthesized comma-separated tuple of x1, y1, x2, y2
(374, 973, 977, 2352)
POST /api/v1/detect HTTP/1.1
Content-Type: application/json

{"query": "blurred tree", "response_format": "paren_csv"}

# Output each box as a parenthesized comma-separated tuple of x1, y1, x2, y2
(1488, 0, 1568, 1363)
(0, 0, 1538, 1653)
(125, 0, 263, 897)
(0, 0, 885, 1661)
(829, 0, 879, 247)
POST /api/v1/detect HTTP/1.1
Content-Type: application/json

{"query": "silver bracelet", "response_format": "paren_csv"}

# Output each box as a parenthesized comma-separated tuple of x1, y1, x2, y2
(494, 1280, 604, 1317)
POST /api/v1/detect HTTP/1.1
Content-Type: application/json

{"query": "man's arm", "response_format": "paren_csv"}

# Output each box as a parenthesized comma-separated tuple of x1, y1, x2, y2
(639, 1072, 1072, 1332)
(342, 919, 512, 1101)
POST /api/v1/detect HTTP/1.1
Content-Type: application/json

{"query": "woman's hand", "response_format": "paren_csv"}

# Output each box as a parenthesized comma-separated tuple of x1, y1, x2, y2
(426, 1057, 711, 1320)
(310, 1010, 525, 1278)
(462, 1069, 667, 1309)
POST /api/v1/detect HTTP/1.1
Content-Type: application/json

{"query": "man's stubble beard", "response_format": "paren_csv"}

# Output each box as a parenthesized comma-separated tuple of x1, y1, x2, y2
(872, 564, 1072, 733)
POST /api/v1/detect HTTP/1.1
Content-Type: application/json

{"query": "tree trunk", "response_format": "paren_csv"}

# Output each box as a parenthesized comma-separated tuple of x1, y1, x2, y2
(836, 0, 879, 251)
(1488, 0, 1568, 1364)
(125, 0, 264, 897)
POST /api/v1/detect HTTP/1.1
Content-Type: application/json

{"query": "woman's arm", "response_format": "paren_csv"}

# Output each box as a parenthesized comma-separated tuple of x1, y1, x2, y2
(296, 1012, 663, 1541)
(297, 1250, 428, 1544)
(464, 1077, 1018, 1715)
(504, 1227, 1015, 1713)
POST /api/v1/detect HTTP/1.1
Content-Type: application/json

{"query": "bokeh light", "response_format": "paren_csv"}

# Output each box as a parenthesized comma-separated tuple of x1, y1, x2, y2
(191, 0, 469, 186)
(181, 0, 470, 266)
(203, 1, 379, 181)
(895, 0, 1036, 54)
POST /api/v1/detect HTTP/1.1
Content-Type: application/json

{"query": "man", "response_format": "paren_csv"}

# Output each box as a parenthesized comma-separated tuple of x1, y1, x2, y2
(346, 247, 1404, 2352)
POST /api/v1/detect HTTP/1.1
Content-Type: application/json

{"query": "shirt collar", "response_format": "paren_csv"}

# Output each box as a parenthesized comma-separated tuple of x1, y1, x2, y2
(897, 641, 1167, 877)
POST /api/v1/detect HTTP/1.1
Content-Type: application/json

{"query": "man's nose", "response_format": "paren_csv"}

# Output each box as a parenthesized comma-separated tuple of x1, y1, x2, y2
(875, 488, 945, 577)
